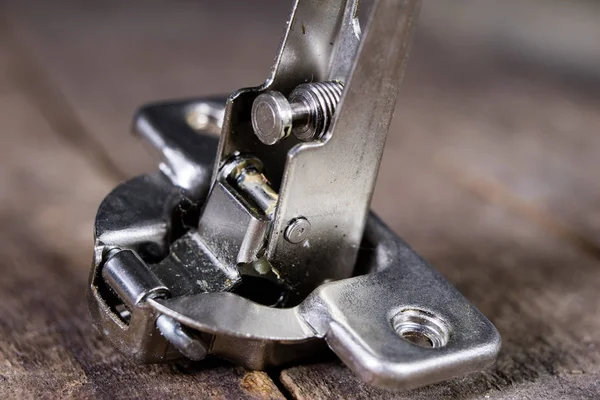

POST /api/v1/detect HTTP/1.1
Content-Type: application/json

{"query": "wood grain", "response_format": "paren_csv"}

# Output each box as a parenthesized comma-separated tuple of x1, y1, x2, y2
(0, 0, 291, 176)
(406, 40, 600, 252)
(1, 0, 599, 399)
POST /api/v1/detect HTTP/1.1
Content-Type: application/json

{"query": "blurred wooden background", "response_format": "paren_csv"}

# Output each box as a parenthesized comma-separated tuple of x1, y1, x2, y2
(1, 0, 599, 398)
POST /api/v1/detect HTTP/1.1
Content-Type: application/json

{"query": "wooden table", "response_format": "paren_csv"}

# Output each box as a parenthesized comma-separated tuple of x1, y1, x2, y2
(1, 1, 599, 398)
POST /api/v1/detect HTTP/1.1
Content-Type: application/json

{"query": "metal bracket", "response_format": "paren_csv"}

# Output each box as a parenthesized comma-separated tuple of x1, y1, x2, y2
(88, 0, 501, 391)
(213, 0, 422, 294)
(89, 98, 500, 390)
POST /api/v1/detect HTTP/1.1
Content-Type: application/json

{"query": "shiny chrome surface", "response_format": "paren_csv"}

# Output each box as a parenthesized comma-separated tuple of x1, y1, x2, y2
(252, 81, 344, 144)
(147, 212, 500, 390)
(89, 97, 500, 389)
(214, 0, 422, 294)
(88, 0, 501, 391)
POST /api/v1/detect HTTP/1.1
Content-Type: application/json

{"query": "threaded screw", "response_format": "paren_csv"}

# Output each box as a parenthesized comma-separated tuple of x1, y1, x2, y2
(251, 81, 343, 145)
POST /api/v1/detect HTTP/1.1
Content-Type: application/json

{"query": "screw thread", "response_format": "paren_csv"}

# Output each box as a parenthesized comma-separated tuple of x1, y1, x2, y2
(290, 81, 344, 141)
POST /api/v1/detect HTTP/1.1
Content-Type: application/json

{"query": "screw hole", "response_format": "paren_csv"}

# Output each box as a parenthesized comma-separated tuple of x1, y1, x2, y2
(391, 309, 450, 348)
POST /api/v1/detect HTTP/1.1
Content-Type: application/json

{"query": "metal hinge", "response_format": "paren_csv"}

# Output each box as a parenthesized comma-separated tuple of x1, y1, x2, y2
(88, 0, 500, 391)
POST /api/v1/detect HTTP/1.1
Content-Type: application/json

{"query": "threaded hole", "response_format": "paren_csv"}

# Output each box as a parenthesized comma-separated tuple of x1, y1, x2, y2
(391, 309, 450, 348)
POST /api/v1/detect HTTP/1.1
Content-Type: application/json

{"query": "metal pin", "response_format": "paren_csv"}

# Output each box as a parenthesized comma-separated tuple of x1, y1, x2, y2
(285, 217, 311, 244)
(222, 157, 279, 217)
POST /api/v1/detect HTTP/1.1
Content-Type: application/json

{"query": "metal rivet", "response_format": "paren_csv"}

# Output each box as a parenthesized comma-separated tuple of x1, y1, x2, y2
(285, 217, 311, 244)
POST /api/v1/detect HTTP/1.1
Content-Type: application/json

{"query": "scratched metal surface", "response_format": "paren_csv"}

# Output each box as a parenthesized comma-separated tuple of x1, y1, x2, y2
(0, 1, 599, 398)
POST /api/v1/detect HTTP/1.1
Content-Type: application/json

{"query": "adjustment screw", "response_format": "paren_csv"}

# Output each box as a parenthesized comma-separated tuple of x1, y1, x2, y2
(251, 91, 296, 145)
(251, 81, 343, 145)
(285, 217, 311, 244)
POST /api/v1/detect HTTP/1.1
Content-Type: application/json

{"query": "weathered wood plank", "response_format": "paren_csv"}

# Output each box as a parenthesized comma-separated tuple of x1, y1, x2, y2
(402, 38, 600, 252)
(2, 0, 600, 398)
(0, 0, 291, 176)
(281, 364, 600, 400)
(0, 29, 284, 400)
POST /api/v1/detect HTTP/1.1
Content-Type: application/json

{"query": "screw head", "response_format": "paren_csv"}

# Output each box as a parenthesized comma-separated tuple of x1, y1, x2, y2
(285, 217, 311, 244)
(251, 91, 293, 145)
